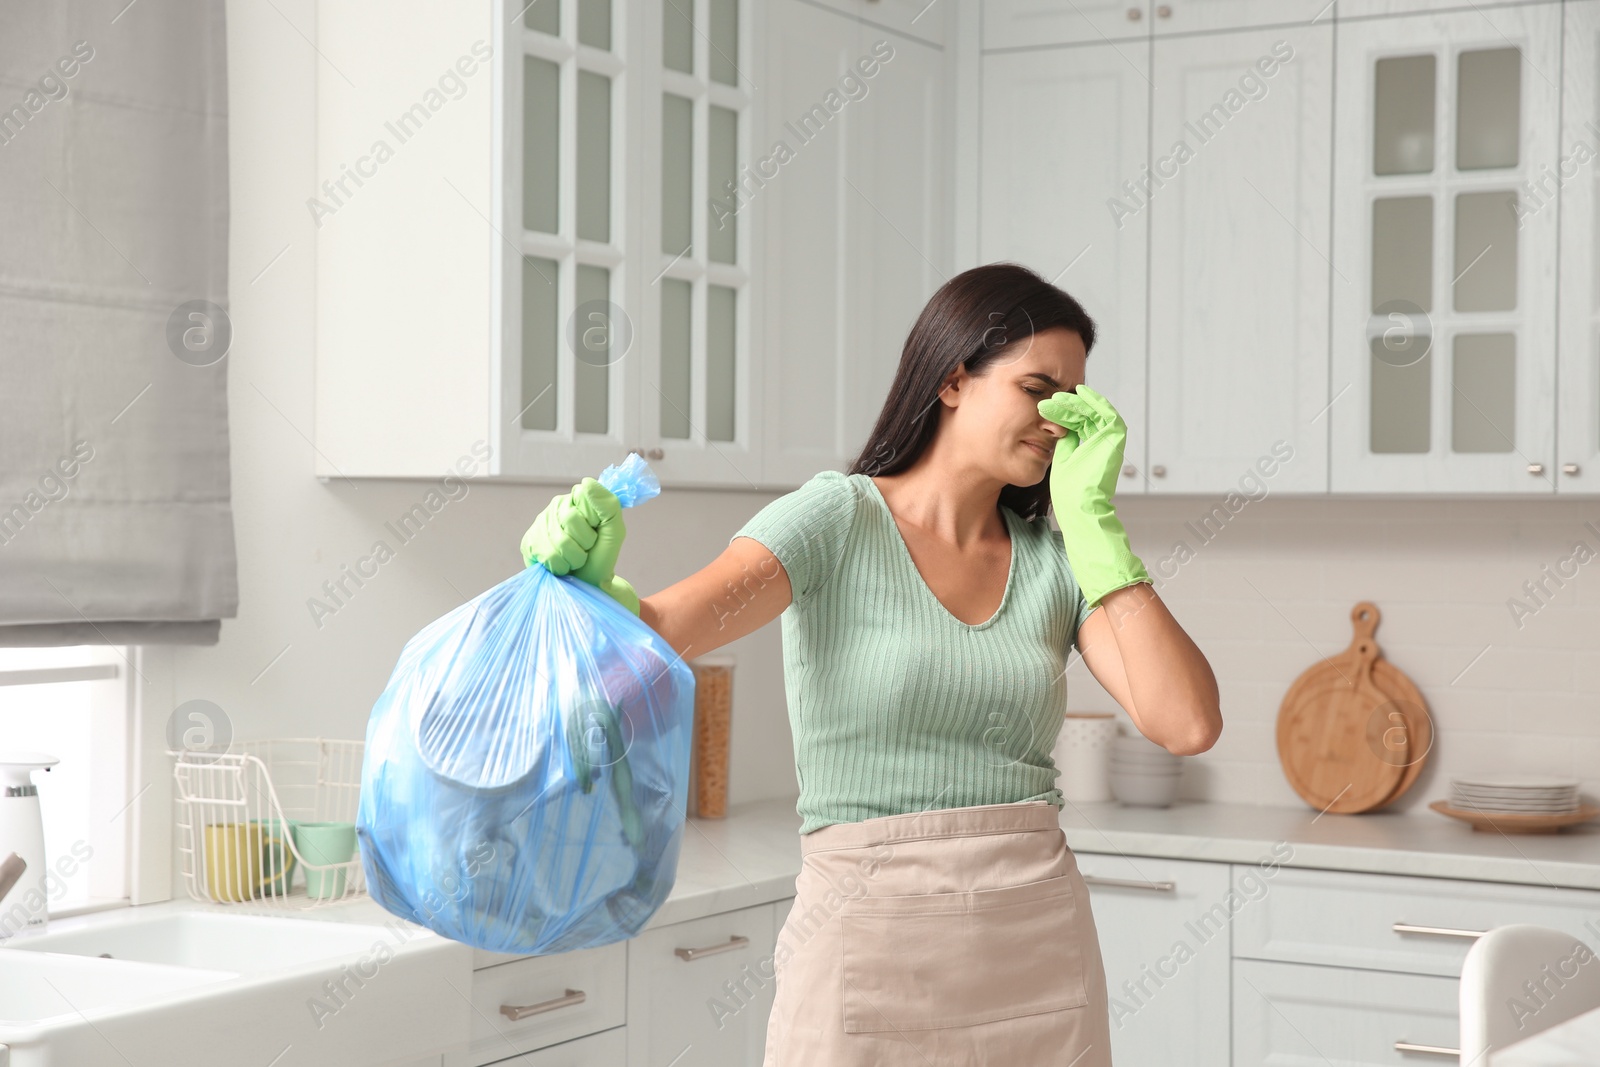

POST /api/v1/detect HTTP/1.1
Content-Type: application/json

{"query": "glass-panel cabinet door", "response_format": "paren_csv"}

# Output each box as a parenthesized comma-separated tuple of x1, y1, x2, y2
(504, 0, 638, 480)
(1329, 4, 1559, 493)
(1558, 3, 1600, 496)
(640, 0, 762, 487)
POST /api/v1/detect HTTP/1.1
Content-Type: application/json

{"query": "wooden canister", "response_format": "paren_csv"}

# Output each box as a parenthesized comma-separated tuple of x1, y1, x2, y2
(688, 656, 734, 818)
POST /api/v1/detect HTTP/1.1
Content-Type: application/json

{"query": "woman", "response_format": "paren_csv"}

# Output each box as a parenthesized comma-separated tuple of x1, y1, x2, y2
(521, 262, 1221, 1065)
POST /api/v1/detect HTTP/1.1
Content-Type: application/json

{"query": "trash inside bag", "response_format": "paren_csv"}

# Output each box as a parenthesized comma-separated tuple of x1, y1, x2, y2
(356, 453, 695, 955)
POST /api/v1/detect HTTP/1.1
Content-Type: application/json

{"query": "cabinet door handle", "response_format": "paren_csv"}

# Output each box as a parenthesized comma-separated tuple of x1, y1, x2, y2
(1393, 1040, 1460, 1056)
(1156, 4, 1172, 16)
(1121, 464, 1137, 478)
(1082, 875, 1176, 892)
(1151, 465, 1167, 478)
(675, 934, 750, 961)
(500, 988, 586, 1021)
(1563, 463, 1580, 475)
(1392, 921, 1486, 939)
(1528, 462, 1545, 475)
(1127, 6, 1142, 19)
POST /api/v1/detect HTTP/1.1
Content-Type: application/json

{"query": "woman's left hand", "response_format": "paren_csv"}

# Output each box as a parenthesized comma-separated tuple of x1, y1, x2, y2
(1037, 385, 1151, 607)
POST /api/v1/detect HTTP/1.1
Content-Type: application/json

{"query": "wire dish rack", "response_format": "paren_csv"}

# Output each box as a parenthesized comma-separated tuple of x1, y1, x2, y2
(170, 738, 368, 910)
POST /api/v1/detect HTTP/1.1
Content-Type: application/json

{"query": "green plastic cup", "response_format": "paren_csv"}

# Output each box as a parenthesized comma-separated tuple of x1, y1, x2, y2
(291, 821, 357, 900)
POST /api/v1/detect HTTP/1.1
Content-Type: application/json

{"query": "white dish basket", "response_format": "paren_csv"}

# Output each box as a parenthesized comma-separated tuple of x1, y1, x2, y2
(170, 738, 367, 910)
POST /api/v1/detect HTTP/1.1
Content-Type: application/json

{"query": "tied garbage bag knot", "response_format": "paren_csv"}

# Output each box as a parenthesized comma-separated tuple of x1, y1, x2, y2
(355, 453, 695, 955)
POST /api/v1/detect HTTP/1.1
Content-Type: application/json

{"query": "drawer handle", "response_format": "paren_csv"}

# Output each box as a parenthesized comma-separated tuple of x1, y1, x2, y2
(1082, 875, 1176, 892)
(1393, 1040, 1460, 1056)
(675, 935, 750, 962)
(1393, 921, 1486, 940)
(499, 988, 586, 1021)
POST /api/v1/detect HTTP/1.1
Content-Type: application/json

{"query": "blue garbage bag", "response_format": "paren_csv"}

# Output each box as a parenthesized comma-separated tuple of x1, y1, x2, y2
(356, 453, 695, 955)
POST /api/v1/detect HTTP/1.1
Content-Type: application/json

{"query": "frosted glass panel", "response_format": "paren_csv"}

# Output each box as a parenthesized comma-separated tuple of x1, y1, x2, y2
(707, 285, 736, 441)
(1370, 338, 1431, 453)
(662, 94, 693, 255)
(709, 105, 737, 264)
(660, 279, 692, 439)
(574, 265, 609, 434)
(1374, 55, 1435, 175)
(577, 71, 611, 243)
(1456, 48, 1520, 170)
(1454, 191, 1518, 312)
(1452, 333, 1515, 453)
(524, 57, 559, 234)
(710, 0, 739, 86)
(525, 0, 558, 36)
(664, 0, 693, 73)
(578, 0, 611, 50)
(1372, 196, 1433, 314)
(521, 257, 559, 431)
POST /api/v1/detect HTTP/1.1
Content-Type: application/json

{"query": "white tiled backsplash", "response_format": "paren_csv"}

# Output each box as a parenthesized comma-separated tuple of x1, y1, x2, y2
(1070, 496, 1600, 811)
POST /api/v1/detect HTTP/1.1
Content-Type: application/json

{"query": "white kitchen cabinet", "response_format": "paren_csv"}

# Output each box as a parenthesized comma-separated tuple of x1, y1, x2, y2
(1328, 3, 1562, 493)
(1075, 853, 1230, 1067)
(1145, 23, 1333, 493)
(1558, 1, 1600, 494)
(982, 1, 1151, 48)
(479, 1026, 625, 1067)
(758, 0, 950, 486)
(1231, 865, 1600, 977)
(1339, 0, 1550, 17)
(444, 941, 627, 1067)
(1232, 958, 1461, 1064)
(1148, 0, 1337, 35)
(978, 37, 1150, 493)
(314, 0, 766, 488)
(807, 0, 949, 45)
(626, 900, 780, 1067)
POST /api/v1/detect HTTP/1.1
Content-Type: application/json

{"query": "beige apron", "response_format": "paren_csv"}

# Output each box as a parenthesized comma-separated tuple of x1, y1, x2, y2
(763, 799, 1114, 1066)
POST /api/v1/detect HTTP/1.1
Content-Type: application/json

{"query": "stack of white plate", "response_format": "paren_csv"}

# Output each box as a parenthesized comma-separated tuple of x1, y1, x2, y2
(1449, 774, 1580, 815)
(1109, 731, 1183, 807)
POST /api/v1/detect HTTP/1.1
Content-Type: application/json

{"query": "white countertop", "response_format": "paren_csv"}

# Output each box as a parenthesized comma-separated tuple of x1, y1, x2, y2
(81, 795, 1600, 944)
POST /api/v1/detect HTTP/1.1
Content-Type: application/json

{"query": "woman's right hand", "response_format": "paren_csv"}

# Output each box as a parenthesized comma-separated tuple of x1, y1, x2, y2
(520, 478, 640, 616)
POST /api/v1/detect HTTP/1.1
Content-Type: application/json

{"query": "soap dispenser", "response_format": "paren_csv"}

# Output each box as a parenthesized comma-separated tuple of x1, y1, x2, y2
(0, 751, 60, 936)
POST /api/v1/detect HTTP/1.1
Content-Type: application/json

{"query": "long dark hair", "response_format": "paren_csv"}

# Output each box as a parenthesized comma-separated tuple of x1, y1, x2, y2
(847, 262, 1098, 522)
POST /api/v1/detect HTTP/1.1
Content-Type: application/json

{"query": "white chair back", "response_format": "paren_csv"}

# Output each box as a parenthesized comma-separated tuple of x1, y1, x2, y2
(1459, 923, 1600, 1064)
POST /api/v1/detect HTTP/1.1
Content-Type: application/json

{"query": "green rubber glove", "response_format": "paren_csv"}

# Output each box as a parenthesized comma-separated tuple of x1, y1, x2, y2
(1037, 385, 1152, 608)
(520, 478, 641, 616)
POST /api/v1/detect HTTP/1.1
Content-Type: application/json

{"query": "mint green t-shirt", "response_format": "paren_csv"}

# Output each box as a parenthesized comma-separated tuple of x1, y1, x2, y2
(729, 470, 1098, 835)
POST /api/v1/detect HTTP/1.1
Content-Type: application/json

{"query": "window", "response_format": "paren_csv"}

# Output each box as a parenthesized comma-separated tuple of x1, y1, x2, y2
(0, 644, 131, 923)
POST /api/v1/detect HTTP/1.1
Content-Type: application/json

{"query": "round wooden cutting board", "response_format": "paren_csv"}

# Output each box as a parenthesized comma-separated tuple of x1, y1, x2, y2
(1276, 602, 1433, 814)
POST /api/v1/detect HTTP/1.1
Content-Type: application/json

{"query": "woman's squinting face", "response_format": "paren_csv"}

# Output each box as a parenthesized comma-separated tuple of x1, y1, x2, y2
(945, 327, 1088, 485)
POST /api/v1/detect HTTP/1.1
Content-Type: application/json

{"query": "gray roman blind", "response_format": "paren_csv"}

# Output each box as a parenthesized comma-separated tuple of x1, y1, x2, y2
(0, 3, 236, 645)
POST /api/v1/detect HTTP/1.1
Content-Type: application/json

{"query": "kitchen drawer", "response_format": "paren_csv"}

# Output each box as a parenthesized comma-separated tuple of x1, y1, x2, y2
(1233, 958, 1460, 1065)
(454, 941, 627, 1067)
(1232, 866, 1600, 977)
(480, 1026, 625, 1067)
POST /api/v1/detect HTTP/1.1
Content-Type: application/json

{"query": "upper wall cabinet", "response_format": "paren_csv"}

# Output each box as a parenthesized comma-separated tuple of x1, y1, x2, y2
(758, 0, 950, 486)
(317, 0, 763, 486)
(983, 1, 1149, 46)
(979, 39, 1150, 494)
(1559, 2, 1600, 495)
(1338, 0, 1550, 17)
(1145, 23, 1333, 493)
(1328, 3, 1562, 493)
(1147, 0, 1337, 34)
(982, 0, 1330, 48)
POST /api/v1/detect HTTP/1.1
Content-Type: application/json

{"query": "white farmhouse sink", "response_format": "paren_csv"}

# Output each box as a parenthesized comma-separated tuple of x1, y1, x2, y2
(8, 911, 397, 974)
(0, 906, 472, 1067)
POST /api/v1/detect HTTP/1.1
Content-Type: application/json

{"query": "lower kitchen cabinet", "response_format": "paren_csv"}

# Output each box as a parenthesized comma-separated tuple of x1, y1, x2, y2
(1233, 958, 1461, 1064)
(444, 941, 627, 1067)
(480, 1026, 626, 1067)
(1075, 853, 1231, 1067)
(626, 900, 782, 1067)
